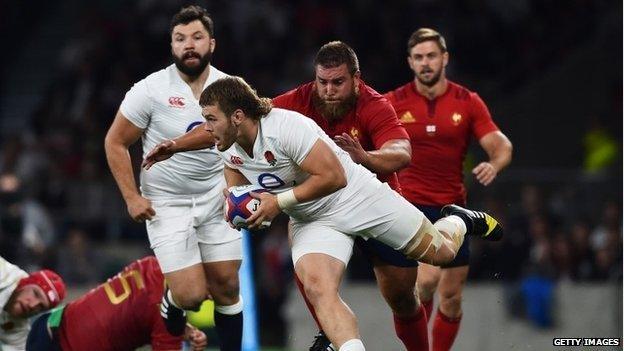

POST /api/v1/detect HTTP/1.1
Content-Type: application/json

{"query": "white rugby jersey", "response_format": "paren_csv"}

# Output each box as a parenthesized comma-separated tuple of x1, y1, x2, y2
(0, 256, 30, 350)
(120, 64, 228, 199)
(220, 108, 378, 220)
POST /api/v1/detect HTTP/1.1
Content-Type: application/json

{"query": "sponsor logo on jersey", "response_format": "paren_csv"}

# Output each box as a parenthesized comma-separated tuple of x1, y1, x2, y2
(400, 111, 416, 123)
(258, 173, 285, 189)
(264, 151, 277, 166)
(230, 156, 244, 165)
(168, 96, 185, 108)
(426, 124, 436, 136)
(451, 112, 462, 126)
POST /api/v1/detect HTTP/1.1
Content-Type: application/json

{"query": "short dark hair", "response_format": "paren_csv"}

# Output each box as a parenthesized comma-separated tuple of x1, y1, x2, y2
(314, 41, 360, 75)
(407, 28, 447, 53)
(170, 5, 214, 37)
(200, 77, 272, 120)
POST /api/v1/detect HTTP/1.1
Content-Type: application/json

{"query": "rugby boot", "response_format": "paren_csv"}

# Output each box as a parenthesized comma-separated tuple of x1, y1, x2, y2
(441, 204, 503, 241)
(309, 330, 336, 351)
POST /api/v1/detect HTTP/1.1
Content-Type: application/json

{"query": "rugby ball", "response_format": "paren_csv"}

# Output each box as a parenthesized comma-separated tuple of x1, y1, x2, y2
(225, 185, 270, 229)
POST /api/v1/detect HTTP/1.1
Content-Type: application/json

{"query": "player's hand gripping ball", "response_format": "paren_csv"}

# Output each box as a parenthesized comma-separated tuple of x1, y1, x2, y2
(225, 185, 271, 229)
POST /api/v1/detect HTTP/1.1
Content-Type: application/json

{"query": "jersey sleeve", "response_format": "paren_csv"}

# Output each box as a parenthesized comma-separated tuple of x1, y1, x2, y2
(278, 115, 320, 165)
(119, 80, 153, 129)
(469, 93, 499, 139)
(362, 99, 409, 148)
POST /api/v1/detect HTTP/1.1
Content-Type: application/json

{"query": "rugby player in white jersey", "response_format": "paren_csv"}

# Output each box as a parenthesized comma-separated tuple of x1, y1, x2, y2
(191, 76, 503, 351)
(104, 6, 243, 349)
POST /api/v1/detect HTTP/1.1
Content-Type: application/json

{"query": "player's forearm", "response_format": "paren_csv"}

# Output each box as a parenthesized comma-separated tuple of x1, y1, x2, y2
(171, 123, 215, 152)
(488, 141, 513, 172)
(105, 142, 141, 201)
(362, 140, 411, 173)
(292, 172, 347, 204)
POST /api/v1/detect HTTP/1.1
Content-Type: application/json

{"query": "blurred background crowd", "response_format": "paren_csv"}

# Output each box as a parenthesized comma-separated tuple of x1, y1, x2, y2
(0, 0, 621, 347)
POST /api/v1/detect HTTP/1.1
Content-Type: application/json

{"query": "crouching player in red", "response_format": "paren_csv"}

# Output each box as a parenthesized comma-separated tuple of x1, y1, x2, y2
(25, 256, 207, 351)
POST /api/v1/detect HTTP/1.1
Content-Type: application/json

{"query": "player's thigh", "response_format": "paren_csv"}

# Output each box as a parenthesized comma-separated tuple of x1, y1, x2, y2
(197, 230, 242, 264)
(290, 220, 354, 268)
(328, 183, 425, 249)
(164, 262, 208, 303)
(438, 265, 469, 300)
(147, 198, 203, 273)
(202, 259, 242, 292)
(352, 184, 426, 251)
(372, 259, 418, 305)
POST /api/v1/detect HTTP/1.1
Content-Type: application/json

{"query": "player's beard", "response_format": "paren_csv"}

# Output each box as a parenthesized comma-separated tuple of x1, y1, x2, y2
(416, 67, 443, 87)
(173, 50, 212, 78)
(312, 87, 359, 122)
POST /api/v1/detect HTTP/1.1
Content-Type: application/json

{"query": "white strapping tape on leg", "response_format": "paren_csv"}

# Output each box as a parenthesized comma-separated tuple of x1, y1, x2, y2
(403, 219, 444, 259)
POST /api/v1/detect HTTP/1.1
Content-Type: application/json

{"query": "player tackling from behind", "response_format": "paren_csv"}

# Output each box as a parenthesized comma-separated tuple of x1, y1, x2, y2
(104, 6, 243, 350)
(273, 41, 428, 351)
(197, 76, 503, 351)
(385, 28, 513, 351)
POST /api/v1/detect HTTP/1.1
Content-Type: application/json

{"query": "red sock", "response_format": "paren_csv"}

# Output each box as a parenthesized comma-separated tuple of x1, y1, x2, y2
(422, 299, 434, 321)
(294, 273, 321, 328)
(431, 309, 461, 351)
(393, 304, 429, 351)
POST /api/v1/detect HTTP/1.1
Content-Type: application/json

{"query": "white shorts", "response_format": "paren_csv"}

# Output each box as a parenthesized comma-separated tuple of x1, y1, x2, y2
(290, 182, 424, 266)
(146, 185, 242, 273)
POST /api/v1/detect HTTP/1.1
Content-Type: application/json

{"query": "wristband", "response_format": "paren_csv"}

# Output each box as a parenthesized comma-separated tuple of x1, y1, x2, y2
(276, 189, 298, 209)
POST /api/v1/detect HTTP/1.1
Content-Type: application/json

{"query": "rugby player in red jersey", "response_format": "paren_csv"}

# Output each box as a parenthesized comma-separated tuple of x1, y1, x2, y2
(26, 256, 207, 351)
(273, 41, 429, 351)
(385, 28, 513, 351)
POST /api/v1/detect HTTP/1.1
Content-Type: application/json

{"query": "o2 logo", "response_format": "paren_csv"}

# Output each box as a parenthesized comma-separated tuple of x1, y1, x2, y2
(186, 121, 204, 132)
(258, 173, 285, 189)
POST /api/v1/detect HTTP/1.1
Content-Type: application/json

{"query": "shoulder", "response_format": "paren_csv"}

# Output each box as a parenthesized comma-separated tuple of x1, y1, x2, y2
(447, 81, 478, 101)
(357, 82, 396, 116)
(126, 65, 172, 97)
(384, 82, 414, 104)
(273, 82, 314, 110)
(263, 108, 317, 136)
(144, 65, 175, 87)
(207, 65, 230, 83)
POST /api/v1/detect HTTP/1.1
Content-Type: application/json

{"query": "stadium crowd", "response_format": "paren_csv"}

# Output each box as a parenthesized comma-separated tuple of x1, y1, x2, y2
(0, 0, 621, 347)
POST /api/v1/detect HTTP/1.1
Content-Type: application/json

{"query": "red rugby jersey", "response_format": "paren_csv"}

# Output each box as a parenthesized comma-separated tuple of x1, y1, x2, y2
(59, 257, 182, 351)
(273, 80, 409, 192)
(385, 80, 499, 205)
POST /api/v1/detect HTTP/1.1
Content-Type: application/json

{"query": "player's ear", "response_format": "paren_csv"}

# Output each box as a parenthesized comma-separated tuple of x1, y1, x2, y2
(353, 70, 361, 80)
(443, 52, 449, 67)
(231, 109, 244, 125)
(210, 38, 216, 53)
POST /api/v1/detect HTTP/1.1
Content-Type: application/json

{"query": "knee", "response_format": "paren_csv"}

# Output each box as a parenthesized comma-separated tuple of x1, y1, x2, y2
(302, 275, 336, 305)
(432, 245, 456, 266)
(418, 273, 441, 293)
(209, 272, 241, 302)
(383, 288, 418, 315)
(439, 290, 463, 315)
(171, 288, 205, 311)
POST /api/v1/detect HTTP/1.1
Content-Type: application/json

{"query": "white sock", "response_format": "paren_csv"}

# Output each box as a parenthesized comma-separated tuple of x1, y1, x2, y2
(215, 295, 244, 315)
(339, 339, 365, 351)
